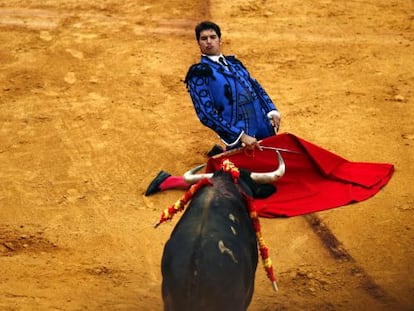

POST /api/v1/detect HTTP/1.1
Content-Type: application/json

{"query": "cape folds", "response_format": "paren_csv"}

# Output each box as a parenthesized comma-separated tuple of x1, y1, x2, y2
(206, 133, 394, 217)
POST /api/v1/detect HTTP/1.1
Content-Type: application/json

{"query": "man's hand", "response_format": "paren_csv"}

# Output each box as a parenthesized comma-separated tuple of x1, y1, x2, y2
(241, 133, 261, 150)
(271, 115, 281, 133)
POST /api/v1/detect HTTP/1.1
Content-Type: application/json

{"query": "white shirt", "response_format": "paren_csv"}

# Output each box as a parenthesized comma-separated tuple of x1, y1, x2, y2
(203, 54, 228, 66)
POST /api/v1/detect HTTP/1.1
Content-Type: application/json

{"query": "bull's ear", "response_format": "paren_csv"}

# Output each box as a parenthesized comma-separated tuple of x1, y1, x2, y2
(254, 184, 277, 199)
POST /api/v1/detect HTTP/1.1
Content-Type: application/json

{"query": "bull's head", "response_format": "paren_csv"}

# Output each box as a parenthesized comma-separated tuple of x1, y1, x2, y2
(183, 150, 285, 184)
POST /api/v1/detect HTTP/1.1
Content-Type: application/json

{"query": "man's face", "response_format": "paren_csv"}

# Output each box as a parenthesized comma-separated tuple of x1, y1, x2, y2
(198, 29, 222, 56)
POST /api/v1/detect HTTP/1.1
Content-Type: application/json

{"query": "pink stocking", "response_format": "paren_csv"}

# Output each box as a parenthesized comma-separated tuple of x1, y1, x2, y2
(159, 176, 189, 191)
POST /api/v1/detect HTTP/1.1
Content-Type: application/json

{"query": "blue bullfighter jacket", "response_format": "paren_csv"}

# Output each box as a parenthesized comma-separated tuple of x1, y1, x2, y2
(184, 55, 279, 147)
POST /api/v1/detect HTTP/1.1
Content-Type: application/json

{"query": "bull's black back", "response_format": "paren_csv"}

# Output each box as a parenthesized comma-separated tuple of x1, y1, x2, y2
(161, 172, 259, 311)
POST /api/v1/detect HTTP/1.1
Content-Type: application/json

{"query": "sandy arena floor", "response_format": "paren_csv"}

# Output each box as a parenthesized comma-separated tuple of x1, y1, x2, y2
(0, 1, 413, 310)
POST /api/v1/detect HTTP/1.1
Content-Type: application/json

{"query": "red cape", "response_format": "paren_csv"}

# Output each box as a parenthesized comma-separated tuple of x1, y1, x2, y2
(206, 133, 394, 217)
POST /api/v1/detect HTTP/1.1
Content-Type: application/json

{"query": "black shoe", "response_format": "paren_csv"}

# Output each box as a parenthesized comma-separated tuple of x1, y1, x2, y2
(145, 171, 171, 196)
(206, 144, 224, 157)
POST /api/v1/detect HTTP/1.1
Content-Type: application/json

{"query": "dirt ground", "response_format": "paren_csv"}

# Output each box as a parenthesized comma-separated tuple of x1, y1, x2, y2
(0, 1, 413, 310)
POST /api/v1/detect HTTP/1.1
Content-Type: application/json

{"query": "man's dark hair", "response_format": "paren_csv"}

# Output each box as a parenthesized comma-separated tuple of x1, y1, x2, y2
(195, 21, 221, 41)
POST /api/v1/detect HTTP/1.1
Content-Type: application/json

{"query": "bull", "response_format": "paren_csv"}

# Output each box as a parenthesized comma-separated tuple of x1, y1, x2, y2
(160, 150, 285, 311)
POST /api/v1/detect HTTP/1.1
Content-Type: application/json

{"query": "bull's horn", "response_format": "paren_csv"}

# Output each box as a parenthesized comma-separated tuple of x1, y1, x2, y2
(250, 150, 286, 183)
(183, 164, 214, 184)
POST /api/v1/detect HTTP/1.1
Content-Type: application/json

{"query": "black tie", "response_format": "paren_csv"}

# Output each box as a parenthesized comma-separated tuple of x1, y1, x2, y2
(218, 56, 228, 67)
